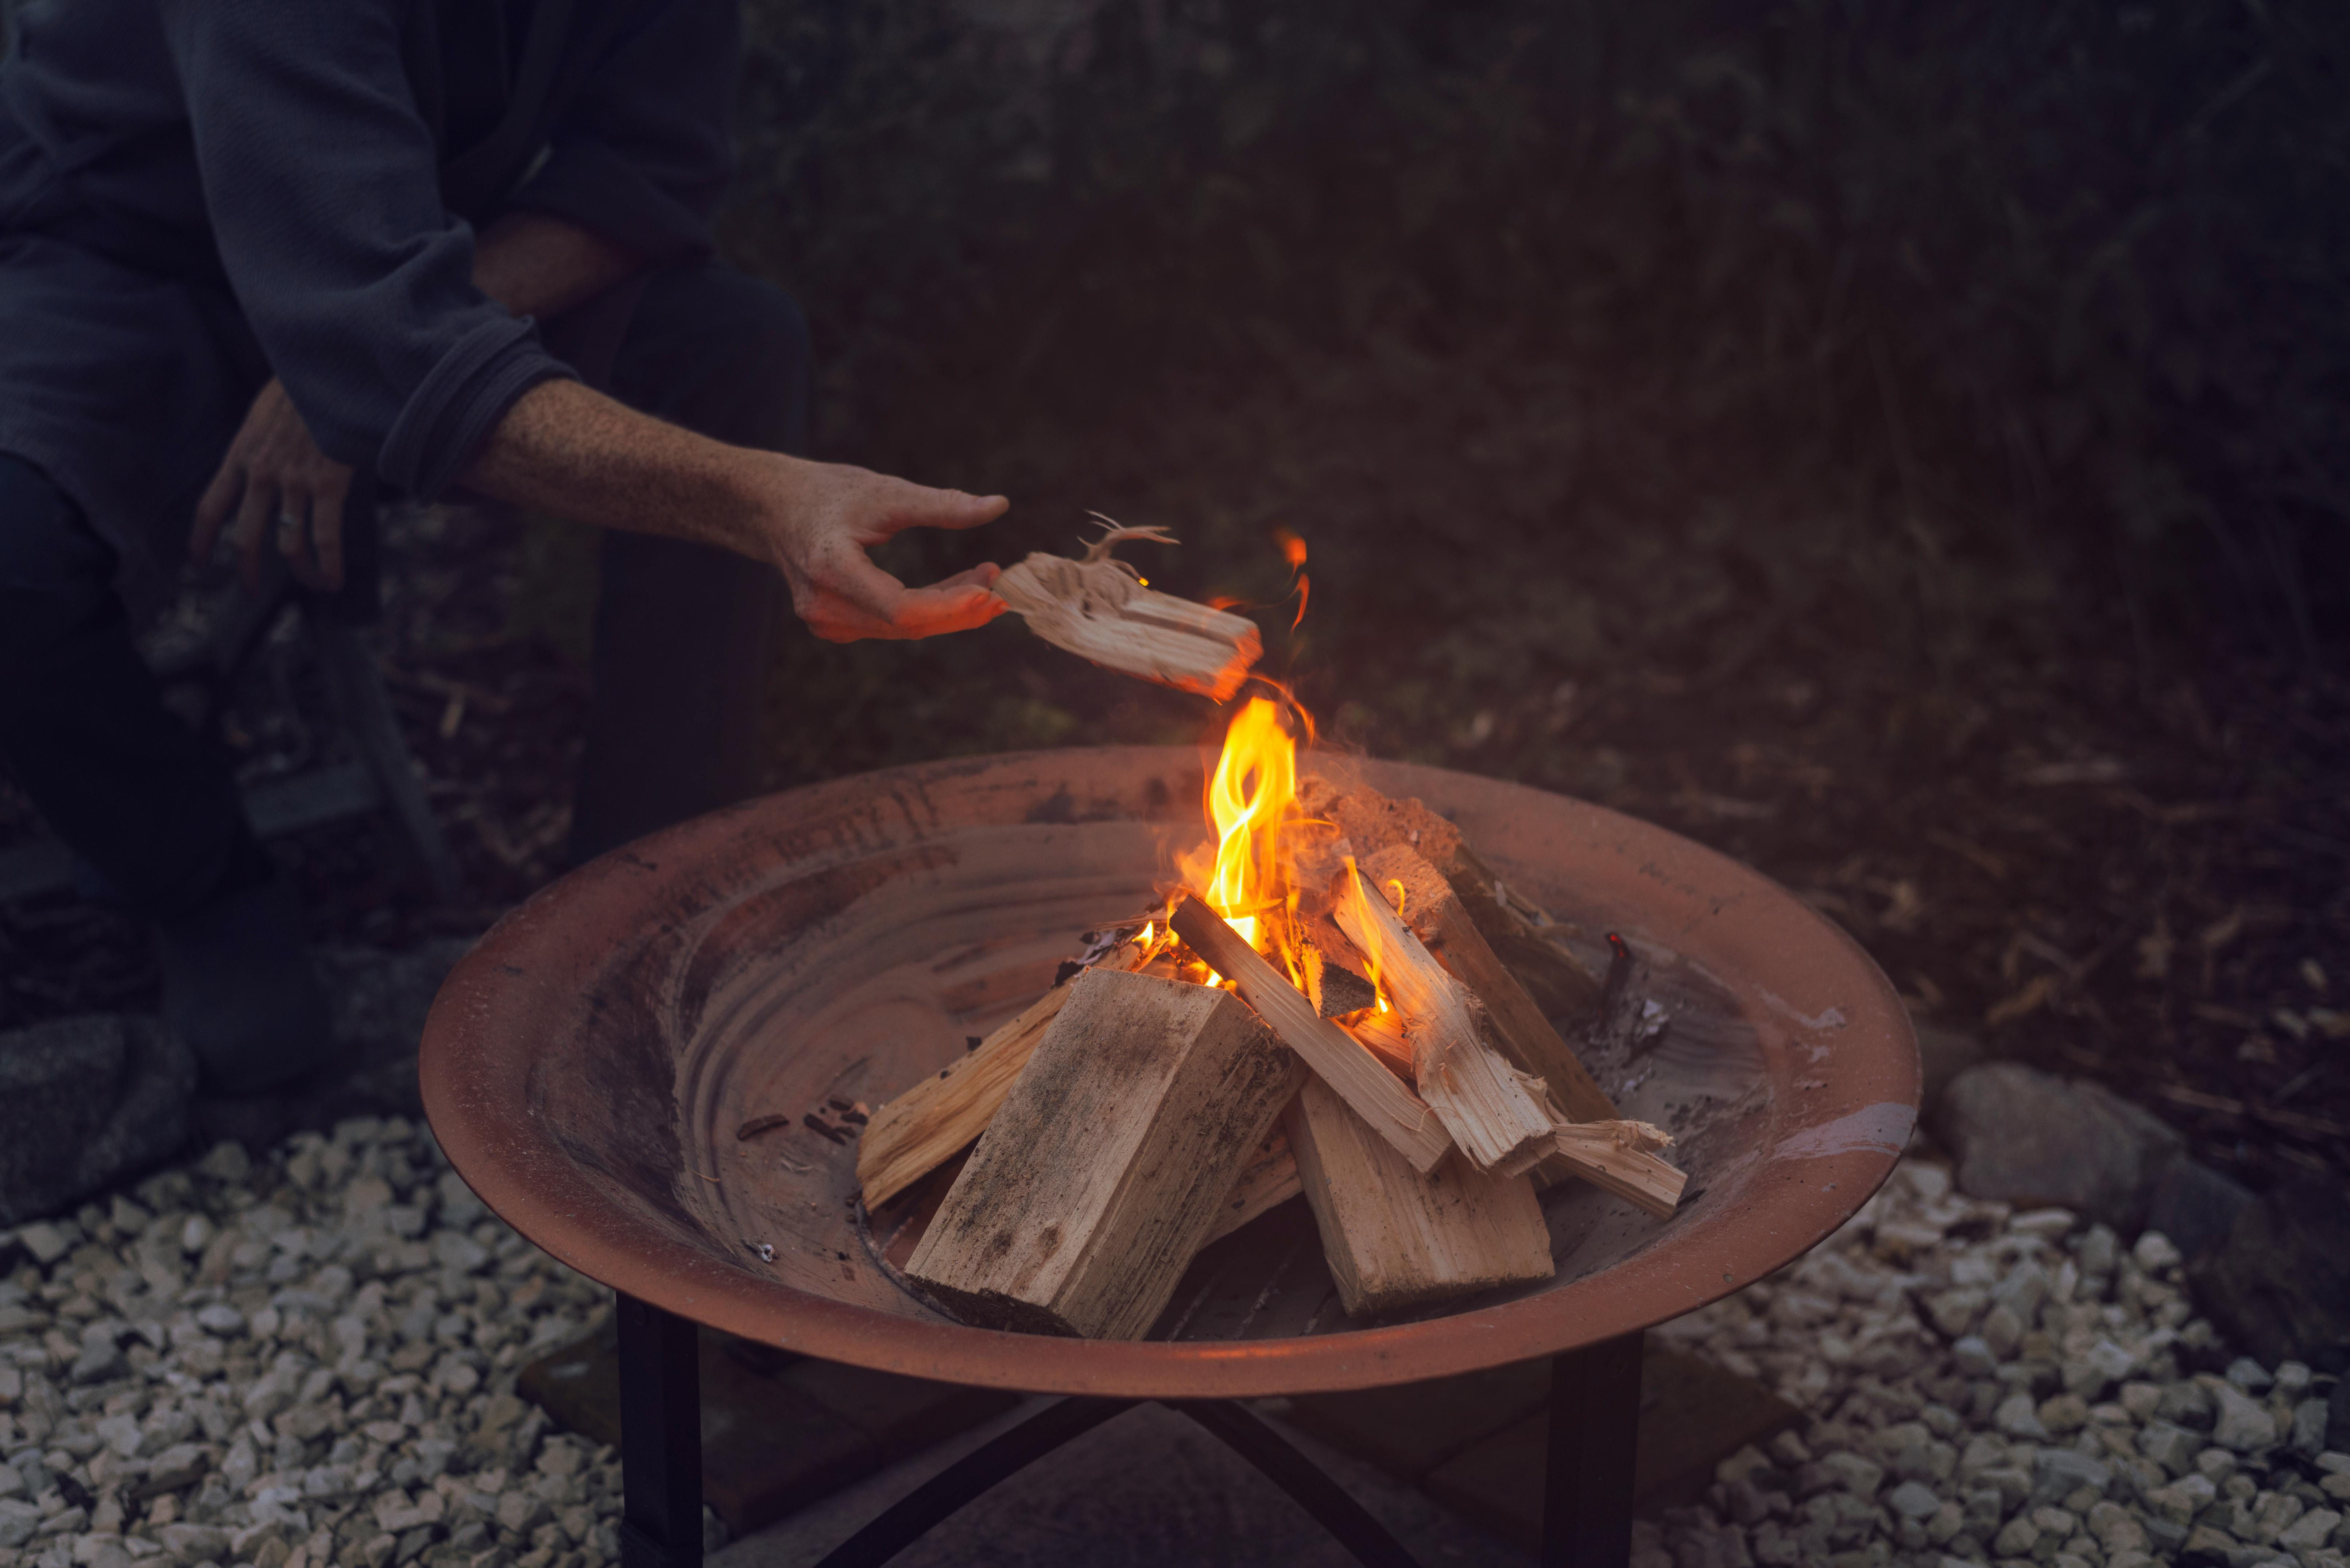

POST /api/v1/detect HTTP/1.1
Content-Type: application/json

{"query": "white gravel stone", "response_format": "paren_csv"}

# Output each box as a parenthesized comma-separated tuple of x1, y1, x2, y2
(1653, 1145, 2346, 1568)
(0, 1114, 626, 1568)
(2212, 1377, 2282, 1451)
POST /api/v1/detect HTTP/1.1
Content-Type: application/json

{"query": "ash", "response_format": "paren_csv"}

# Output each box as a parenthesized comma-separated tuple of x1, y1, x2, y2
(1641, 1147, 2348, 1568)
(0, 1119, 703, 1568)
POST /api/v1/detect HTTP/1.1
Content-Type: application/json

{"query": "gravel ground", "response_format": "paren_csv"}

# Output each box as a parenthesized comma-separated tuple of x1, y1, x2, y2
(0, 1120, 647, 1568)
(1, 1114, 2343, 1568)
(1644, 1148, 2349, 1568)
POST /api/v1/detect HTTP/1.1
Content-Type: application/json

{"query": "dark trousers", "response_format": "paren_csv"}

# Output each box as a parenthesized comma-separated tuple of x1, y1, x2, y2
(564, 263, 806, 862)
(0, 261, 805, 916)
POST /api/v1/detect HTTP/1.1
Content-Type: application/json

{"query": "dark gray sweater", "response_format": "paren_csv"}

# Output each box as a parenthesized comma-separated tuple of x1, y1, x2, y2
(0, 0, 737, 510)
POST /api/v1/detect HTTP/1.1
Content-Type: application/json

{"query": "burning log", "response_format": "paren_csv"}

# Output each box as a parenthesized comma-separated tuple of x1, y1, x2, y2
(1331, 862, 1555, 1178)
(1338, 1009, 1416, 1082)
(1169, 896, 1451, 1175)
(904, 967, 1305, 1339)
(993, 522, 1262, 702)
(1285, 1077, 1554, 1316)
(858, 925, 1152, 1210)
(1297, 915, 1379, 1018)
(1356, 844, 1619, 1124)
(1297, 776, 1602, 1023)
(1352, 847, 1687, 1216)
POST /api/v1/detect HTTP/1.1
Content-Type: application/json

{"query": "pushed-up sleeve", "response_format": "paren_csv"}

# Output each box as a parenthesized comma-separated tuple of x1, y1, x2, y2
(504, 0, 741, 266)
(157, 0, 576, 499)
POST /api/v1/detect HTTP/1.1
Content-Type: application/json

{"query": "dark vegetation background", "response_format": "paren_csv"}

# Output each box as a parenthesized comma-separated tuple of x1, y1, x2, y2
(4, 0, 2346, 1188)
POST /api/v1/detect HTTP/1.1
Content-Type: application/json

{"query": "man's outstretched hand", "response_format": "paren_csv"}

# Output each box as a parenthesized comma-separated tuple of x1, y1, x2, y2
(460, 376, 1012, 644)
(192, 378, 352, 591)
(763, 461, 1008, 641)
(193, 372, 1015, 642)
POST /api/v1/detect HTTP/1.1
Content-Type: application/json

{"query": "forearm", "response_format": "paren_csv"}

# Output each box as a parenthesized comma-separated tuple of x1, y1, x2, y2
(472, 212, 642, 321)
(458, 381, 1009, 643)
(458, 379, 774, 554)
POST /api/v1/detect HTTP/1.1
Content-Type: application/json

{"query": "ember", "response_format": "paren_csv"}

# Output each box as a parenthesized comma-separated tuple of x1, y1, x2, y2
(867, 694, 1689, 1338)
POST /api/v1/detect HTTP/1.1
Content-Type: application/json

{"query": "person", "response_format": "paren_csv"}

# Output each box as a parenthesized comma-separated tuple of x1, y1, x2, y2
(0, 0, 1009, 1122)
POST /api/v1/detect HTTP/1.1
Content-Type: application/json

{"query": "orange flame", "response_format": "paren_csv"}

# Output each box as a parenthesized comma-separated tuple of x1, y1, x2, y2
(1273, 526, 1310, 632)
(1332, 858, 1401, 1016)
(1199, 697, 1297, 952)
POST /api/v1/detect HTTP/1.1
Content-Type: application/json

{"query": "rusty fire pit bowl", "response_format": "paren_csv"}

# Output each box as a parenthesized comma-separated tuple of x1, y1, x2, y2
(421, 747, 1918, 1400)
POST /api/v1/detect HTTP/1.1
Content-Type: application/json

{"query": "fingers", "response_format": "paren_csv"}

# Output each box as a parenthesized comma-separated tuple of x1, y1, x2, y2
(194, 377, 354, 591)
(803, 583, 1006, 643)
(933, 562, 1003, 592)
(279, 498, 326, 593)
(310, 470, 350, 591)
(796, 546, 1007, 643)
(192, 457, 244, 568)
(230, 475, 280, 591)
(890, 581, 1009, 637)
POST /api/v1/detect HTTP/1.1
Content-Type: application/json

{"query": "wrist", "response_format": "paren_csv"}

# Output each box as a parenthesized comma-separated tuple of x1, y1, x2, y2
(723, 449, 814, 561)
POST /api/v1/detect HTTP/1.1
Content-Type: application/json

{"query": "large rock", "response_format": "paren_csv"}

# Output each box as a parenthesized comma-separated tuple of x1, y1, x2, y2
(1927, 1063, 2182, 1231)
(1913, 1023, 1984, 1116)
(2188, 1175, 2350, 1369)
(0, 1013, 196, 1226)
(2142, 1158, 2254, 1262)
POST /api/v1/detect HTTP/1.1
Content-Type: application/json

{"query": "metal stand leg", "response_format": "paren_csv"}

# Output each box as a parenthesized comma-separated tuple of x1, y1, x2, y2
(1174, 1400, 1422, 1568)
(1543, 1331, 1644, 1568)
(617, 1293, 704, 1568)
(815, 1397, 1133, 1568)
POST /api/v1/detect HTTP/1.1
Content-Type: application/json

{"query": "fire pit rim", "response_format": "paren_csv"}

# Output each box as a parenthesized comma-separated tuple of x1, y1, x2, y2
(421, 745, 1918, 1400)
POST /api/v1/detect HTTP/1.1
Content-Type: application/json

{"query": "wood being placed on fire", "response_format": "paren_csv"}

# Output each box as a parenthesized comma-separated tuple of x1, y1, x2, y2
(992, 519, 1262, 701)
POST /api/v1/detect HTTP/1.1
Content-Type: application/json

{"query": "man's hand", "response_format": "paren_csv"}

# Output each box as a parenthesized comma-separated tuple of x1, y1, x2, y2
(765, 461, 1009, 641)
(460, 378, 1013, 643)
(192, 378, 352, 591)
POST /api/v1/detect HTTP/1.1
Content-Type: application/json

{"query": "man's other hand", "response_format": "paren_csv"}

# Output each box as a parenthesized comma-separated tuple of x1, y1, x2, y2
(193, 379, 352, 592)
(761, 460, 1010, 642)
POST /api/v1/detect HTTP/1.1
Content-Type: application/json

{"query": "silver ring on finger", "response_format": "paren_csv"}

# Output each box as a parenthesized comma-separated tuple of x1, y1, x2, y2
(276, 510, 303, 547)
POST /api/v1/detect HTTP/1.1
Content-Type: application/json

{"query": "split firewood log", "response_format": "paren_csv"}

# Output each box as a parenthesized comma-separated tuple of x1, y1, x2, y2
(1330, 861, 1555, 1177)
(1285, 1076, 1554, 1316)
(1548, 1119, 1687, 1218)
(1170, 896, 1451, 1173)
(1356, 846, 1686, 1217)
(993, 520, 1261, 700)
(1295, 911, 1378, 1018)
(1297, 774, 1603, 1022)
(905, 968, 1306, 1339)
(1203, 1117, 1304, 1244)
(857, 922, 1153, 1209)
(1356, 843, 1617, 1123)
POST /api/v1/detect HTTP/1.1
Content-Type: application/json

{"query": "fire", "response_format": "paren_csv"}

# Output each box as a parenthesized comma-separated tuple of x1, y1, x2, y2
(1197, 696, 1298, 953)
(1169, 690, 1403, 1034)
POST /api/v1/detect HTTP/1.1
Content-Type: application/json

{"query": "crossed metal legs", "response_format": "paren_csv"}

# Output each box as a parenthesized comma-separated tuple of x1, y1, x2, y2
(615, 1292, 1644, 1568)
